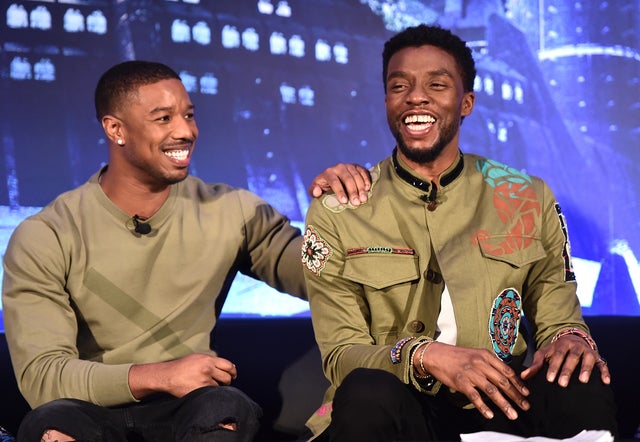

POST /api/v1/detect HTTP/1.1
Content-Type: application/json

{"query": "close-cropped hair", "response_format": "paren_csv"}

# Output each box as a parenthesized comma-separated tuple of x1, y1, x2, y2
(94, 60, 181, 121)
(382, 24, 477, 94)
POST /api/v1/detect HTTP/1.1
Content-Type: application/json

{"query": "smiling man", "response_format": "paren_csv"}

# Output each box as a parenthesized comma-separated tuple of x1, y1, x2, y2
(302, 25, 617, 441)
(2, 61, 370, 442)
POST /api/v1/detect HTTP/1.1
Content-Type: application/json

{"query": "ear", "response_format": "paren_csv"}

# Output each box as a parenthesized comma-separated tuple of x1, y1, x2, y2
(461, 91, 475, 117)
(102, 115, 124, 145)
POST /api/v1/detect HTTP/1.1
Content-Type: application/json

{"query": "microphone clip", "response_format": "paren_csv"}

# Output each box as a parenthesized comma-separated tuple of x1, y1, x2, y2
(132, 214, 152, 235)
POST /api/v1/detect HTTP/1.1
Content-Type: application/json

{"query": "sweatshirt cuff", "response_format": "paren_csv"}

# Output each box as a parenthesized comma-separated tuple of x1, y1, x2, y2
(90, 363, 137, 406)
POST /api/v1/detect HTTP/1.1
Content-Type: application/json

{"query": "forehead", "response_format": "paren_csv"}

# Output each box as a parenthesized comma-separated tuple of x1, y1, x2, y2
(387, 45, 460, 79)
(131, 78, 191, 109)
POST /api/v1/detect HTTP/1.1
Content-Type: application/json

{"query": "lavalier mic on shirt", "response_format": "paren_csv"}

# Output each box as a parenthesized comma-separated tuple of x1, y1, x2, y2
(132, 214, 152, 235)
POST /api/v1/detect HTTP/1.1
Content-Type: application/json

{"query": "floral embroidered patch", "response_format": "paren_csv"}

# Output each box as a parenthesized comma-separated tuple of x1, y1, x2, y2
(489, 288, 522, 362)
(302, 225, 332, 276)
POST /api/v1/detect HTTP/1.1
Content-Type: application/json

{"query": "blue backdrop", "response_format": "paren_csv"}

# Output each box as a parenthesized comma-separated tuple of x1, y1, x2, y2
(1, 0, 639, 329)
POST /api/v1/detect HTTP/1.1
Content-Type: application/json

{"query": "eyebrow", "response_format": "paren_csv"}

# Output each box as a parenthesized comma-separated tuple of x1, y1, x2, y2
(148, 103, 195, 115)
(428, 68, 454, 78)
(386, 68, 454, 82)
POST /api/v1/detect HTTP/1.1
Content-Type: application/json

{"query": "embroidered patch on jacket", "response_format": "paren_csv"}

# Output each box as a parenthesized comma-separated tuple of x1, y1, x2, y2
(302, 225, 332, 276)
(472, 159, 540, 256)
(346, 246, 415, 257)
(489, 288, 522, 362)
(555, 203, 576, 282)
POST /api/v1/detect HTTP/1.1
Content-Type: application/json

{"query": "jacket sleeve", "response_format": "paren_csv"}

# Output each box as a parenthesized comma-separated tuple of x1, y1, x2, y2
(2, 218, 134, 408)
(302, 198, 429, 392)
(236, 188, 306, 300)
(521, 180, 590, 347)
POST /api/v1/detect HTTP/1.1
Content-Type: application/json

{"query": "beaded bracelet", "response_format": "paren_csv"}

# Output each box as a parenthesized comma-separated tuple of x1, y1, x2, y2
(390, 336, 415, 364)
(551, 327, 598, 352)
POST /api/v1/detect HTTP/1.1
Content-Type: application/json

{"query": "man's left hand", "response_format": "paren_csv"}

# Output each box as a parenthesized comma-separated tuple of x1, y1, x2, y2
(521, 334, 611, 386)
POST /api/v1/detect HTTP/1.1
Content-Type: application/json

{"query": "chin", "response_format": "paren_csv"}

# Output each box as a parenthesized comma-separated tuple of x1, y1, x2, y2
(166, 171, 189, 184)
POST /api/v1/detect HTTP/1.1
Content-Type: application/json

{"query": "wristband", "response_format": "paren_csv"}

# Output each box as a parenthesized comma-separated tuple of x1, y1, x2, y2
(551, 327, 598, 352)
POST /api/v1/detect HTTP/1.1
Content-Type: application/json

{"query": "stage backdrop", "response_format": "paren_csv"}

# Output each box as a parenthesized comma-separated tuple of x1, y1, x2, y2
(1, 0, 639, 331)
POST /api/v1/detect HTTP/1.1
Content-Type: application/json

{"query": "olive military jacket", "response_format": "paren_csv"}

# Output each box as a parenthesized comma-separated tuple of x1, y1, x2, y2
(301, 151, 587, 437)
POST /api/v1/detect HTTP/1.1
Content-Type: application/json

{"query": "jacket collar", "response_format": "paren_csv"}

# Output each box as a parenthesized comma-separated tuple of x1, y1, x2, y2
(391, 148, 464, 191)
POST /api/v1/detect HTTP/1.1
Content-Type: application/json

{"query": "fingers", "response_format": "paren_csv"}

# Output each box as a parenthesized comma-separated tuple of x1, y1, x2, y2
(595, 356, 611, 385)
(481, 362, 530, 420)
(308, 163, 371, 206)
(309, 183, 324, 198)
(444, 351, 530, 421)
(579, 354, 610, 385)
(544, 347, 582, 386)
(520, 351, 544, 380)
(329, 164, 367, 206)
(211, 359, 237, 385)
(531, 336, 610, 388)
(457, 372, 529, 421)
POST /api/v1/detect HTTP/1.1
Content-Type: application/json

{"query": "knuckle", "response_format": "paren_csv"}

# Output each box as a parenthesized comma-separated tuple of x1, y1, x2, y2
(467, 390, 481, 402)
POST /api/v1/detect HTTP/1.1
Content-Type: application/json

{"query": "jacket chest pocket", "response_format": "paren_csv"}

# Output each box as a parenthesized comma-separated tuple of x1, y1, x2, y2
(343, 253, 420, 290)
(477, 234, 547, 268)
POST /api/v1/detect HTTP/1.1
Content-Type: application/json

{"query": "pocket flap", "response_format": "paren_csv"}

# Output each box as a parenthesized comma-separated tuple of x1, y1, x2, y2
(344, 254, 420, 289)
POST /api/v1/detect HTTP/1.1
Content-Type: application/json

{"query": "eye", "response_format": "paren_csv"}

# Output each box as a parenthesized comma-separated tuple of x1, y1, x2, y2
(388, 82, 408, 92)
(185, 112, 195, 120)
(157, 115, 171, 122)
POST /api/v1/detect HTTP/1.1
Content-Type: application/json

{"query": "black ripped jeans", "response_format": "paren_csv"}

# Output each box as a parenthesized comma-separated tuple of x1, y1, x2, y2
(17, 386, 262, 442)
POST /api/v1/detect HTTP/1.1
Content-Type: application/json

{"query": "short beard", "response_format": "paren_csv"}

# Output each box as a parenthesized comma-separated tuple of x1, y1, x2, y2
(391, 118, 458, 165)
(396, 136, 445, 164)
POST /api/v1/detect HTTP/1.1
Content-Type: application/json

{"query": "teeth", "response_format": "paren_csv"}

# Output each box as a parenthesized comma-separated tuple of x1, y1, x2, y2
(164, 149, 189, 160)
(404, 114, 435, 124)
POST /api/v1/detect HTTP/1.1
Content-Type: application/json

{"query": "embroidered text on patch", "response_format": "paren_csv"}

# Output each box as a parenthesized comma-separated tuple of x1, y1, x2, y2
(346, 246, 415, 256)
(302, 225, 332, 276)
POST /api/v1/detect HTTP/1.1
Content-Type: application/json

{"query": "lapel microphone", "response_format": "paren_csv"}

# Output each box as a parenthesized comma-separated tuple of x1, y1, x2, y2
(132, 214, 152, 235)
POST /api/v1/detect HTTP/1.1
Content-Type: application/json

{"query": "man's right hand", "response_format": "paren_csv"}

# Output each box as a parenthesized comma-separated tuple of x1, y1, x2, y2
(129, 353, 237, 399)
(308, 163, 371, 206)
(417, 342, 531, 420)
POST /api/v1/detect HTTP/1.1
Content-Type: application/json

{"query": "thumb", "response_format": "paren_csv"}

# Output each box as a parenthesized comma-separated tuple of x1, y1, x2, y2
(521, 351, 545, 380)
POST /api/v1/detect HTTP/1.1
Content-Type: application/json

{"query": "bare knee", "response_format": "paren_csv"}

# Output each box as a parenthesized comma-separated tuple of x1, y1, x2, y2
(41, 429, 75, 442)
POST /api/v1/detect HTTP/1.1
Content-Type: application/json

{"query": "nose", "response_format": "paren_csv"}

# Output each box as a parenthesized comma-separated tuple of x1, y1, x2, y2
(173, 116, 198, 141)
(406, 83, 430, 104)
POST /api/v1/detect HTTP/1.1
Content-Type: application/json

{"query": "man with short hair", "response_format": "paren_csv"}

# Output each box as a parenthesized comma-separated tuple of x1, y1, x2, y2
(302, 24, 617, 441)
(2, 60, 369, 442)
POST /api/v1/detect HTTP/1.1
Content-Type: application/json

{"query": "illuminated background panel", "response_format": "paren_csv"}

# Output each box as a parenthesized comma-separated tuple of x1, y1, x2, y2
(1, 1, 639, 332)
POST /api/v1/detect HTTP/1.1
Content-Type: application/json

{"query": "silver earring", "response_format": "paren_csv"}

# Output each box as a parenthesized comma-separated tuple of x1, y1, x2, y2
(117, 139, 124, 145)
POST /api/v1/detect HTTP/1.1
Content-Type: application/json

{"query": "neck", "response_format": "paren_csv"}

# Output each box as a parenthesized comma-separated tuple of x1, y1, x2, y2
(99, 169, 171, 218)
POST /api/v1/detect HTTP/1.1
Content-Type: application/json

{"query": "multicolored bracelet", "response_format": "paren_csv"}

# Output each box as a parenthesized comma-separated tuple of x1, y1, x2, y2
(390, 336, 415, 364)
(551, 327, 598, 352)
